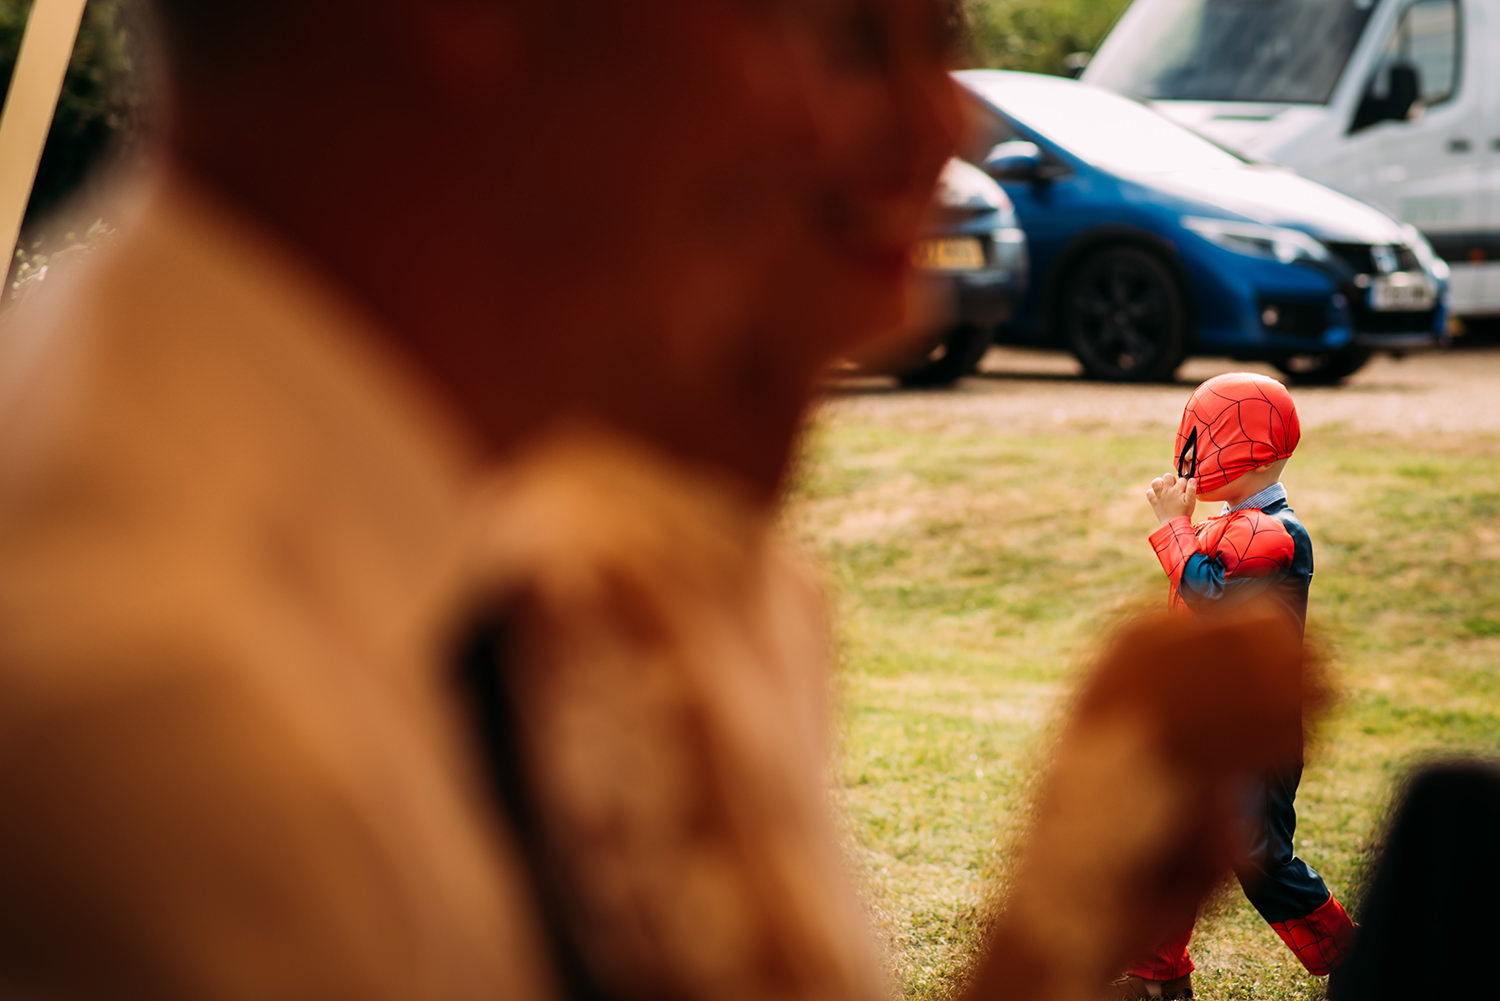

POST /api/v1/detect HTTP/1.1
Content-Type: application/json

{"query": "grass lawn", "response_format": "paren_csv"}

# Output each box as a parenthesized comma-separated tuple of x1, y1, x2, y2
(790, 397, 1500, 1001)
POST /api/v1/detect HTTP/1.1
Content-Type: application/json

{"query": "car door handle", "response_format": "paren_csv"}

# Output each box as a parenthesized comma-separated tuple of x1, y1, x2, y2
(1448, 138, 1472, 153)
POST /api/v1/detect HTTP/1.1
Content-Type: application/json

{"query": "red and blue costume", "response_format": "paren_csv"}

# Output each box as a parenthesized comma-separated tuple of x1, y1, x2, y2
(1132, 373, 1354, 984)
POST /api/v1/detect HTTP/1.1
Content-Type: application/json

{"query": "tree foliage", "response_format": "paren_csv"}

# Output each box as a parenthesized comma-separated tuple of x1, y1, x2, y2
(0, 0, 149, 237)
(958, 0, 1131, 74)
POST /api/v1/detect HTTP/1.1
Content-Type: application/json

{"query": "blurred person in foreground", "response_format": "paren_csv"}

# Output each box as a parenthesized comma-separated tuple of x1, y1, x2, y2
(1328, 757, 1500, 1000)
(0, 2, 1313, 1000)
(1126, 373, 1354, 998)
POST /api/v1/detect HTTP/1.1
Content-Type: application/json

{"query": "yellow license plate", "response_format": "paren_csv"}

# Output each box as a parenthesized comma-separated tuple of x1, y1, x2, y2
(914, 237, 985, 271)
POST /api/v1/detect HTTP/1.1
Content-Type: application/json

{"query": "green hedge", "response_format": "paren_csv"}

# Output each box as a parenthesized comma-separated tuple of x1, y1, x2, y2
(1, 0, 147, 292)
(960, 0, 1130, 74)
(0, 0, 147, 227)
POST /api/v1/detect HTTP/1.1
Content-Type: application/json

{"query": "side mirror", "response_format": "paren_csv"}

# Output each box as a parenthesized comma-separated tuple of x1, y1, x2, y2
(1063, 51, 1091, 79)
(1350, 61, 1422, 133)
(983, 140, 1065, 182)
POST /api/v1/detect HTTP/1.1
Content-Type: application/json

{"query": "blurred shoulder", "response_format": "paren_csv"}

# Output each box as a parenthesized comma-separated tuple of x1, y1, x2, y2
(465, 425, 832, 738)
(0, 171, 476, 722)
(469, 425, 821, 616)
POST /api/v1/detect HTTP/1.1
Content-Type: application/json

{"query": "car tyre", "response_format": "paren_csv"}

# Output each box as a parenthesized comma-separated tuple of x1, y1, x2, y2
(1062, 246, 1187, 382)
(1271, 345, 1373, 385)
(897, 324, 994, 387)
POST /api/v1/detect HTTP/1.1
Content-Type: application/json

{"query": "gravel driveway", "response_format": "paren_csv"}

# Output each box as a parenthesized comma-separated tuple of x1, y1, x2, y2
(824, 341, 1500, 435)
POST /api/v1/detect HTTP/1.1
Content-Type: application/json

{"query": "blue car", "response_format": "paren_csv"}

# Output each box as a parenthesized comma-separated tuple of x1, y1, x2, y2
(956, 70, 1450, 383)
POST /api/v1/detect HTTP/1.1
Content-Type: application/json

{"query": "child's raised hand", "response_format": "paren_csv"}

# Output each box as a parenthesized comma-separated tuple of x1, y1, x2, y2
(1146, 472, 1197, 525)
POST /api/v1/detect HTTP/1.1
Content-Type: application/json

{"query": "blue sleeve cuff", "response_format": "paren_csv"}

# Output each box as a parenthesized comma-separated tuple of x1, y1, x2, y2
(1178, 552, 1226, 610)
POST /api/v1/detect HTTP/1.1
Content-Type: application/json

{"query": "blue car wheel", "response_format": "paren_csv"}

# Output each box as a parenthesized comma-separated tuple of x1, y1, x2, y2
(1271, 344, 1374, 385)
(1062, 245, 1187, 382)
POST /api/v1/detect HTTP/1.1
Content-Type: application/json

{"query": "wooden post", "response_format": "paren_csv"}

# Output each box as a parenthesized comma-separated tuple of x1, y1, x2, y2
(0, 0, 91, 275)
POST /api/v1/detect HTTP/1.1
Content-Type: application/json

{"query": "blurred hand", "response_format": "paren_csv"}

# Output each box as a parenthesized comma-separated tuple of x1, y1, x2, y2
(963, 603, 1321, 1001)
(1146, 473, 1197, 525)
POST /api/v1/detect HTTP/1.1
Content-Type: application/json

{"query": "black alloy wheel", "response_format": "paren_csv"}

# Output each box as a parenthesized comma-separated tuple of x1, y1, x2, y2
(1063, 246, 1187, 382)
(897, 323, 995, 387)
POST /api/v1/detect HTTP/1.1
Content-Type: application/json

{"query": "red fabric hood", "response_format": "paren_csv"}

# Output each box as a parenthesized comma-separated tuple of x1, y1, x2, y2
(1176, 372, 1300, 494)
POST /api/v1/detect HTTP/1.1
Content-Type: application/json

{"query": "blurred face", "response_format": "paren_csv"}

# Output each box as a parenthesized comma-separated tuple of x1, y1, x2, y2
(760, 0, 966, 369)
(423, 0, 959, 400)
(467, 1, 828, 379)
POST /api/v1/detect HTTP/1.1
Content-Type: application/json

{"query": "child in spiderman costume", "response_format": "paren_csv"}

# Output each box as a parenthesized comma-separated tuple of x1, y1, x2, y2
(1117, 372, 1355, 1000)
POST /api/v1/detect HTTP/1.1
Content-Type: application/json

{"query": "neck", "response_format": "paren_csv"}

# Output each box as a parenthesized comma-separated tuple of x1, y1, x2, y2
(1223, 474, 1281, 508)
(553, 335, 820, 509)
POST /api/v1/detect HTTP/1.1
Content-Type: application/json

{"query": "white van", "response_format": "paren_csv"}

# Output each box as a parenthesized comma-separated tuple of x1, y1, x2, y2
(1082, 0, 1499, 318)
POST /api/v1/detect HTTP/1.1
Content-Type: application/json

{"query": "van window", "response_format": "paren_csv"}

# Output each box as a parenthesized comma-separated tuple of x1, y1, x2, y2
(1082, 0, 1375, 105)
(1374, 0, 1460, 106)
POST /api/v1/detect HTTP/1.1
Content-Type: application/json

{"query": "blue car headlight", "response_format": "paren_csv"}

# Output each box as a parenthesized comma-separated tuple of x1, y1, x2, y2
(1182, 216, 1331, 266)
(1400, 223, 1450, 282)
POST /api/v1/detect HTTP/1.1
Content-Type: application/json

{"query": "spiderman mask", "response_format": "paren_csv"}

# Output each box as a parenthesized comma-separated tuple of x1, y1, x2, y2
(1175, 372, 1300, 495)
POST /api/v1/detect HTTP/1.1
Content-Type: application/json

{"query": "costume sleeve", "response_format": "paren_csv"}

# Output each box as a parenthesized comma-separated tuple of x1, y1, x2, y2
(1150, 511, 1295, 614)
(1215, 510, 1297, 580)
(1148, 516, 1200, 591)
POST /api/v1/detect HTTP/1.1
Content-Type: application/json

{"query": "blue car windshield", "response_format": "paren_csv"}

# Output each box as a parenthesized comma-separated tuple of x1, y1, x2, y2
(1084, 0, 1376, 105)
(964, 76, 1247, 175)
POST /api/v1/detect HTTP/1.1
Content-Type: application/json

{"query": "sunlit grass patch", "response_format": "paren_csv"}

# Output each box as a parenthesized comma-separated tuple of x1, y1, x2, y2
(793, 405, 1500, 1001)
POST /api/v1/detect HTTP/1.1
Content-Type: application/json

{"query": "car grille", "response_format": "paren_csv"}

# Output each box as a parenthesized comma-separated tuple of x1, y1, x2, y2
(1322, 241, 1435, 335)
(1325, 242, 1422, 275)
(931, 203, 1007, 227)
(1345, 298, 1439, 334)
